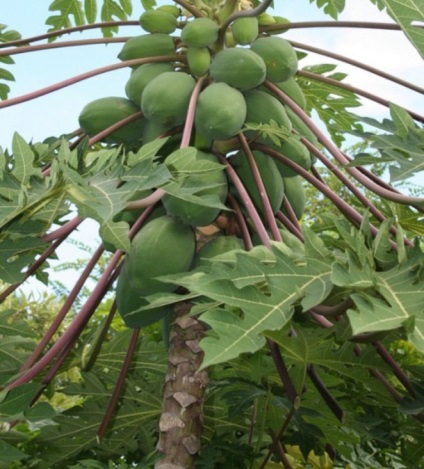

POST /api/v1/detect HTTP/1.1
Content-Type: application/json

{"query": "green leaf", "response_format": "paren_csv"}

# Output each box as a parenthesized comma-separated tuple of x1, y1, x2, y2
(380, 0, 424, 58)
(347, 251, 424, 351)
(169, 235, 333, 368)
(11, 132, 42, 184)
(0, 383, 42, 418)
(47, 0, 86, 32)
(0, 440, 28, 463)
(84, 0, 97, 23)
(299, 65, 362, 146)
(308, 0, 346, 19)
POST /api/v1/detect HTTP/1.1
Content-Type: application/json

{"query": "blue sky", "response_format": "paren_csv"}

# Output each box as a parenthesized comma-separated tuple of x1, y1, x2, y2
(1, 0, 423, 293)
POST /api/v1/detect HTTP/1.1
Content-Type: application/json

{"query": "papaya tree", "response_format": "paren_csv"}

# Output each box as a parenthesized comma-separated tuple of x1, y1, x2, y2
(0, 0, 423, 467)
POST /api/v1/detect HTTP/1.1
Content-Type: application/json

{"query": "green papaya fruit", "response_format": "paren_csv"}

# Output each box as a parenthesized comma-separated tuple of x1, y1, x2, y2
(139, 9, 177, 34)
(250, 36, 298, 83)
(195, 83, 247, 141)
(243, 89, 292, 143)
(284, 106, 319, 148)
(274, 137, 312, 177)
(187, 47, 211, 76)
(231, 17, 259, 45)
(230, 150, 285, 215)
(192, 235, 244, 269)
(157, 4, 180, 17)
(267, 16, 290, 34)
(209, 48, 266, 91)
(257, 13, 276, 25)
(125, 62, 175, 105)
(181, 17, 219, 48)
(115, 216, 196, 327)
(78, 97, 145, 144)
(162, 150, 228, 226)
(274, 76, 307, 110)
(141, 71, 196, 127)
(281, 175, 306, 220)
(118, 34, 175, 63)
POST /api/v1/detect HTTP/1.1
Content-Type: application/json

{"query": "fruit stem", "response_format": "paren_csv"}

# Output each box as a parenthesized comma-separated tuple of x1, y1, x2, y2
(174, 0, 205, 18)
(291, 40, 423, 94)
(0, 21, 139, 47)
(0, 55, 185, 109)
(181, 77, 207, 148)
(216, 152, 271, 248)
(265, 81, 424, 208)
(237, 133, 282, 242)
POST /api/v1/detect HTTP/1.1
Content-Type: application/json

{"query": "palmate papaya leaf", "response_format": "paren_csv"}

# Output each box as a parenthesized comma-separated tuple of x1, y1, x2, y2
(308, 0, 346, 19)
(100, 0, 132, 36)
(0, 24, 20, 100)
(265, 326, 393, 400)
(298, 64, 362, 146)
(47, 0, 86, 32)
(378, 0, 424, 58)
(33, 332, 166, 467)
(57, 141, 171, 252)
(348, 104, 424, 182)
(335, 247, 424, 351)
(164, 230, 333, 369)
(0, 439, 28, 463)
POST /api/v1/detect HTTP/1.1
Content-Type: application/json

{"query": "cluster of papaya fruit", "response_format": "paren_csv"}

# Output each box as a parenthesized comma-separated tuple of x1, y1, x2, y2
(77, 4, 316, 329)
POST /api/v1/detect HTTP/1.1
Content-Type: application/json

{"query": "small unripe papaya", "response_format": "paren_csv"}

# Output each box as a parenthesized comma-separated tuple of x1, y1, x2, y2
(141, 71, 196, 127)
(257, 13, 276, 25)
(210, 48, 266, 91)
(78, 97, 145, 144)
(274, 76, 307, 110)
(118, 34, 175, 63)
(139, 10, 177, 34)
(230, 150, 285, 215)
(250, 36, 298, 83)
(231, 16, 259, 45)
(181, 17, 219, 47)
(193, 235, 244, 269)
(187, 47, 211, 76)
(195, 83, 247, 141)
(162, 150, 228, 227)
(274, 137, 312, 177)
(281, 175, 306, 220)
(125, 62, 174, 105)
(285, 106, 319, 148)
(157, 4, 180, 17)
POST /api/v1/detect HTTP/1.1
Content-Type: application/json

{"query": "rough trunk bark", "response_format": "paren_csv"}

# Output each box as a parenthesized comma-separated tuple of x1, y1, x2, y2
(155, 301, 208, 469)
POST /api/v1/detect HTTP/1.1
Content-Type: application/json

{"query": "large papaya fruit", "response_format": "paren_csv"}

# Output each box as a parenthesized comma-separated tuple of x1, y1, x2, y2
(231, 17, 259, 45)
(162, 150, 228, 226)
(209, 48, 266, 91)
(125, 62, 174, 105)
(181, 17, 219, 47)
(139, 9, 177, 34)
(250, 36, 298, 83)
(274, 137, 312, 177)
(78, 97, 145, 144)
(195, 83, 247, 141)
(230, 150, 285, 216)
(192, 235, 244, 269)
(118, 34, 176, 63)
(141, 71, 196, 127)
(243, 89, 292, 143)
(115, 215, 195, 327)
(281, 175, 306, 220)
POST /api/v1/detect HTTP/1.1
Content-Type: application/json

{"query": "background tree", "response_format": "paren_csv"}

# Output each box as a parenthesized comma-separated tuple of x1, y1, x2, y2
(0, 1, 423, 468)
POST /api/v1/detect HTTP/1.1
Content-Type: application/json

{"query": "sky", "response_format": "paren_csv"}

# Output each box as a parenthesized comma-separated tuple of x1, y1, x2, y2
(1, 0, 423, 294)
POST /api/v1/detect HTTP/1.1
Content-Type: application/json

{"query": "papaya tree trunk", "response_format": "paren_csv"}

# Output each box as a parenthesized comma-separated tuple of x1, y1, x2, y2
(155, 301, 208, 468)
